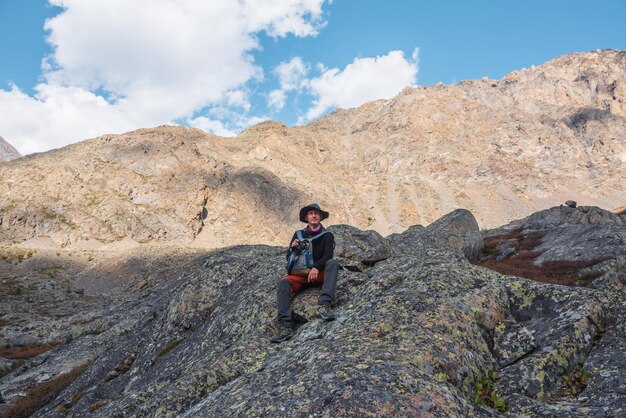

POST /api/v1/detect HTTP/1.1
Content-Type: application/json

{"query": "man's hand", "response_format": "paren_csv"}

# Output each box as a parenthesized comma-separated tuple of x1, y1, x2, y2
(291, 239, 300, 247)
(308, 267, 319, 282)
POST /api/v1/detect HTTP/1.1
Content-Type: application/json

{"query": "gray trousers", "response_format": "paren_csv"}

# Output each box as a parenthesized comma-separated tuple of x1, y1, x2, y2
(277, 259, 339, 327)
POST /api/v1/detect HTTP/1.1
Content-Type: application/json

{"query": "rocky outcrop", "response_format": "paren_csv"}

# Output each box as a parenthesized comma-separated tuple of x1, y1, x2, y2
(1, 50, 626, 249)
(483, 205, 626, 292)
(0, 137, 20, 163)
(0, 207, 623, 417)
(329, 224, 391, 271)
(477, 204, 626, 415)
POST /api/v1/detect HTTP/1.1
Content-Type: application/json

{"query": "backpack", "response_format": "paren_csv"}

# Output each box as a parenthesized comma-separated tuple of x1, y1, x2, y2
(285, 229, 330, 276)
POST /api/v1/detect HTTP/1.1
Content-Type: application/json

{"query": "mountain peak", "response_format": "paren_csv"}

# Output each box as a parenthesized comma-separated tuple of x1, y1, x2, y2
(0, 137, 21, 163)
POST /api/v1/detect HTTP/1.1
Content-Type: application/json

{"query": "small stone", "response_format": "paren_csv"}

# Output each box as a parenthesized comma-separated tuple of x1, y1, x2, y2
(496, 246, 516, 261)
(565, 200, 577, 208)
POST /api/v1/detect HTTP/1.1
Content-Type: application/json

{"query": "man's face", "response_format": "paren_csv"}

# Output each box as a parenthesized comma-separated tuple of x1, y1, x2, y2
(306, 210, 321, 226)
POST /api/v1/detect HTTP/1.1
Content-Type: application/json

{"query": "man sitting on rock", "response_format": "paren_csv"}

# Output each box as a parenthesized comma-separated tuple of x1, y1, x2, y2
(270, 203, 339, 343)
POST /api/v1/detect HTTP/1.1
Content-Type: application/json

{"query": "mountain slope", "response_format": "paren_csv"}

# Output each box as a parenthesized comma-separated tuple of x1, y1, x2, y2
(0, 49, 625, 249)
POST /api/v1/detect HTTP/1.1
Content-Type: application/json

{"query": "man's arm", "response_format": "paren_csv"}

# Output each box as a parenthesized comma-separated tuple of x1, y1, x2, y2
(312, 233, 334, 271)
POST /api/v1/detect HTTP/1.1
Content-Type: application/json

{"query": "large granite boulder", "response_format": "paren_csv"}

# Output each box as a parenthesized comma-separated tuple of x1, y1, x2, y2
(388, 208, 483, 262)
(329, 224, 391, 271)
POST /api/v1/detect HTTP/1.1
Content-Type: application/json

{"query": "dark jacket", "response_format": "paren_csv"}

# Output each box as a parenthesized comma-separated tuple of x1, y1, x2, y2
(286, 226, 335, 271)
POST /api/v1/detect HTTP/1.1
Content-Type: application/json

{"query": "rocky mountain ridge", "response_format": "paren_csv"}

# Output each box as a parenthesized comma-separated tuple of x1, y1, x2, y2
(0, 205, 624, 417)
(0, 49, 625, 251)
(0, 137, 20, 163)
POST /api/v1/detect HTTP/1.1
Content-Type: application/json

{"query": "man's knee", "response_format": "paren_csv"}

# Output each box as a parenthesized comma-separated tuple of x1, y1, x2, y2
(325, 259, 338, 270)
(278, 278, 292, 291)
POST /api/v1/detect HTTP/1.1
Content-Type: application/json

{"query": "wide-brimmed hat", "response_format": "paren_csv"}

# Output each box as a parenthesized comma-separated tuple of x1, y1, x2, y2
(299, 203, 329, 223)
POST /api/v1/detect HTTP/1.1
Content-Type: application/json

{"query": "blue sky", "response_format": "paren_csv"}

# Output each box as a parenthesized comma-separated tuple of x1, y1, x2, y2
(1, 0, 625, 155)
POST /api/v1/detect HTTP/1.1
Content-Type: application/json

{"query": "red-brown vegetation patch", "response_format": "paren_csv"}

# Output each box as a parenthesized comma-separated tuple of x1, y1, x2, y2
(481, 228, 545, 258)
(0, 363, 90, 418)
(479, 256, 610, 286)
(88, 402, 106, 413)
(156, 339, 184, 360)
(0, 341, 62, 360)
(481, 227, 523, 256)
(477, 228, 612, 286)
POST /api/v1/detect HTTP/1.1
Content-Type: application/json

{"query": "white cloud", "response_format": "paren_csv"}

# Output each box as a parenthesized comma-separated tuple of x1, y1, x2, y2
(304, 49, 419, 120)
(268, 89, 287, 110)
(188, 109, 269, 137)
(0, 84, 139, 155)
(0, 0, 328, 154)
(225, 90, 251, 111)
(241, 0, 327, 37)
(266, 57, 309, 110)
(188, 117, 236, 137)
(275, 57, 309, 90)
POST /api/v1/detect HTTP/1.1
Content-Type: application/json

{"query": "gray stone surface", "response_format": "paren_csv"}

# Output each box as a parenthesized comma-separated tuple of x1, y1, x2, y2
(0, 208, 624, 417)
(329, 224, 391, 271)
(493, 319, 537, 367)
(389, 209, 483, 262)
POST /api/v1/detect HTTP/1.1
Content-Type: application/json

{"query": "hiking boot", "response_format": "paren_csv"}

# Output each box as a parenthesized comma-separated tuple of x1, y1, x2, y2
(270, 326, 294, 343)
(317, 304, 336, 321)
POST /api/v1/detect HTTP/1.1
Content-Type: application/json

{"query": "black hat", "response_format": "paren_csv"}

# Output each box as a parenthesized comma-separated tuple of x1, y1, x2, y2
(299, 203, 329, 223)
